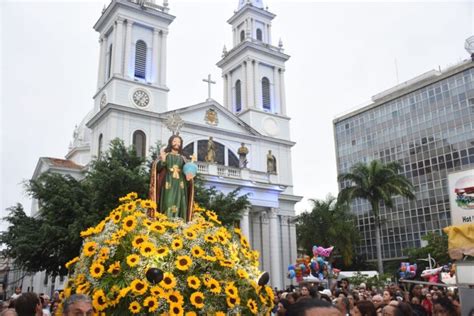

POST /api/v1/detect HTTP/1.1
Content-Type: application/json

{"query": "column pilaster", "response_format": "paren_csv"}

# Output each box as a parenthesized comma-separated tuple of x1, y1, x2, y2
(152, 29, 160, 84)
(113, 18, 125, 76)
(124, 20, 133, 79)
(159, 31, 168, 86)
(253, 61, 259, 109)
(223, 74, 228, 109)
(227, 72, 233, 110)
(97, 37, 106, 89)
(240, 208, 250, 241)
(273, 67, 281, 113)
(269, 208, 282, 290)
(246, 59, 253, 109)
(279, 69, 287, 115)
(242, 61, 248, 110)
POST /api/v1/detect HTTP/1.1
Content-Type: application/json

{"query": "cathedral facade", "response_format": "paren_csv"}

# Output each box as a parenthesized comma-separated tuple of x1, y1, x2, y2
(32, 0, 300, 291)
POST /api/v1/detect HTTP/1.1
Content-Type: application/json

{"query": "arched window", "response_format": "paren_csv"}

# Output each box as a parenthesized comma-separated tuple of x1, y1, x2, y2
(235, 80, 242, 112)
(132, 130, 146, 158)
(107, 44, 113, 79)
(240, 30, 245, 42)
(256, 28, 263, 41)
(134, 40, 147, 79)
(262, 77, 271, 110)
(98, 134, 103, 157)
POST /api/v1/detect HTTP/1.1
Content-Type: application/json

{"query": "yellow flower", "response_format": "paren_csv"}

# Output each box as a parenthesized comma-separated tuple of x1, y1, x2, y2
(206, 278, 221, 294)
(65, 256, 79, 269)
(126, 254, 140, 267)
(92, 289, 107, 311)
(107, 261, 121, 276)
(206, 210, 218, 221)
(219, 259, 234, 268)
(247, 299, 258, 314)
(225, 283, 239, 298)
(204, 234, 217, 243)
(265, 285, 275, 301)
(132, 235, 148, 248)
(122, 215, 137, 231)
(183, 228, 197, 240)
(130, 279, 148, 295)
(143, 218, 153, 228)
(80, 227, 95, 238)
(129, 301, 141, 314)
(185, 312, 197, 316)
(110, 210, 122, 223)
(140, 199, 155, 209)
(237, 269, 249, 279)
(150, 285, 166, 297)
(83, 241, 98, 257)
(226, 295, 241, 308)
(151, 222, 166, 234)
(76, 282, 91, 295)
(94, 220, 106, 234)
(216, 231, 228, 244)
(160, 272, 176, 290)
(190, 292, 205, 309)
(169, 303, 184, 316)
(175, 255, 192, 271)
(171, 238, 183, 250)
(155, 246, 169, 258)
(259, 294, 267, 304)
(90, 262, 105, 279)
(212, 246, 224, 259)
(98, 247, 110, 262)
(191, 245, 205, 258)
(74, 274, 85, 286)
(143, 296, 159, 312)
(216, 312, 226, 316)
(187, 276, 201, 290)
(240, 236, 250, 248)
(127, 192, 138, 200)
(108, 286, 121, 307)
(119, 287, 131, 299)
(140, 241, 156, 257)
(166, 290, 184, 305)
(203, 255, 217, 262)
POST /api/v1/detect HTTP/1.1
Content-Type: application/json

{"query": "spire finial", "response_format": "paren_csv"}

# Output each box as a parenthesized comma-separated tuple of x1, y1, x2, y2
(278, 38, 284, 51)
(163, 0, 168, 7)
(222, 45, 228, 57)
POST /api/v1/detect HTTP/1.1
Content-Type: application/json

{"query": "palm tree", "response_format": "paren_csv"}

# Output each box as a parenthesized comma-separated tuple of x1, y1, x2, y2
(337, 160, 415, 274)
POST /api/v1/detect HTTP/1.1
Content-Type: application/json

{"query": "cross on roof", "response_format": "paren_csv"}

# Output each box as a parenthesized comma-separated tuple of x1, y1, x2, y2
(202, 74, 216, 101)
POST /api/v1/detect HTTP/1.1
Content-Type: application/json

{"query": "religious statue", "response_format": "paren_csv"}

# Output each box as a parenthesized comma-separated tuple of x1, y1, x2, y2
(237, 142, 249, 168)
(205, 136, 216, 163)
(149, 135, 196, 221)
(266, 150, 277, 174)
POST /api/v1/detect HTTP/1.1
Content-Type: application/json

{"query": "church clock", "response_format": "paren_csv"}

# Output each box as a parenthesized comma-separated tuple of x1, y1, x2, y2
(131, 88, 151, 108)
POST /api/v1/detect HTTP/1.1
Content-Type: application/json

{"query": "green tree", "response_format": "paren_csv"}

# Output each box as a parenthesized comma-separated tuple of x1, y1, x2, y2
(337, 160, 415, 274)
(408, 231, 449, 267)
(295, 195, 360, 266)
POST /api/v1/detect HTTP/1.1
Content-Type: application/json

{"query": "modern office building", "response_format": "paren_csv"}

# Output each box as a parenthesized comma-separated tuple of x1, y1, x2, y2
(334, 59, 474, 262)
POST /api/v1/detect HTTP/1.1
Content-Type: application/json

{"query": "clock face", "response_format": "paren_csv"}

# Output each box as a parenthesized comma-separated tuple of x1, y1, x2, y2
(132, 89, 150, 108)
(100, 94, 107, 108)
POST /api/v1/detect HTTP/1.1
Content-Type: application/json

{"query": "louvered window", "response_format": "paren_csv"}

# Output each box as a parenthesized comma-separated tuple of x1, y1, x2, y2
(256, 28, 263, 41)
(134, 40, 147, 79)
(133, 130, 146, 158)
(98, 134, 103, 157)
(107, 44, 113, 79)
(235, 80, 242, 112)
(262, 77, 271, 110)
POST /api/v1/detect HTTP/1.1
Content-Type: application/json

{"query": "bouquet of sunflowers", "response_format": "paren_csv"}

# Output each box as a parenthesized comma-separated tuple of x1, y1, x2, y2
(61, 193, 274, 315)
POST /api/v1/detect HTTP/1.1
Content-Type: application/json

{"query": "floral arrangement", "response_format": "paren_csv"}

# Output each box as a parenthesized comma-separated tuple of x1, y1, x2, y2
(61, 193, 274, 315)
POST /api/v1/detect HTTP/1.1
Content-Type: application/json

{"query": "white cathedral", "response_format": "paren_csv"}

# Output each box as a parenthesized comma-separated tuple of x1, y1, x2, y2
(29, 0, 301, 292)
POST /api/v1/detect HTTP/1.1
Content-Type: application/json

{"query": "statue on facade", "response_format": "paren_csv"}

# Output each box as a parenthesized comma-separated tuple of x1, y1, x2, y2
(149, 135, 196, 221)
(205, 136, 216, 163)
(238, 142, 249, 168)
(266, 150, 277, 174)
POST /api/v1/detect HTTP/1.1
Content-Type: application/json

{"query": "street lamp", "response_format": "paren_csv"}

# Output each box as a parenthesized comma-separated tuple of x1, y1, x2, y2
(465, 36, 474, 61)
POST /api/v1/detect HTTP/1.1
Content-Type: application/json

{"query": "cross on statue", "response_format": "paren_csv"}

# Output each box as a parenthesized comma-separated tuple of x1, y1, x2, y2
(202, 74, 216, 101)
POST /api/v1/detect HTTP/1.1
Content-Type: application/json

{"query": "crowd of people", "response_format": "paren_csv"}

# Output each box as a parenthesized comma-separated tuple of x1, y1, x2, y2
(273, 280, 464, 316)
(0, 287, 92, 316)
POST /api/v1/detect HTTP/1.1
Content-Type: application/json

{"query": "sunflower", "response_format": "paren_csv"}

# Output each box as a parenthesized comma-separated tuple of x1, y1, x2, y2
(171, 238, 183, 250)
(140, 241, 157, 257)
(127, 192, 138, 200)
(237, 269, 249, 279)
(122, 215, 137, 232)
(74, 274, 85, 286)
(110, 210, 122, 223)
(65, 256, 79, 269)
(130, 279, 148, 295)
(140, 199, 154, 209)
(265, 285, 275, 301)
(80, 227, 95, 238)
(143, 296, 159, 312)
(247, 299, 258, 314)
(155, 246, 169, 258)
(216, 231, 228, 244)
(190, 292, 205, 309)
(185, 312, 197, 316)
(175, 255, 192, 271)
(166, 290, 184, 305)
(191, 245, 205, 258)
(108, 286, 121, 307)
(119, 287, 131, 299)
(107, 261, 121, 276)
(219, 259, 234, 268)
(132, 235, 148, 248)
(94, 220, 106, 234)
(212, 246, 224, 259)
(89, 262, 105, 279)
(240, 236, 250, 248)
(183, 228, 197, 240)
(129, 301, 141, 314)
(215, 312, 226, 316)
(143, 218, 153, 228)
(150, 285, 166, 297)
(83, 241, 98, 257)
(225, 283, 239, 298)
(205, 210, 218, 221)
(226, 295, 241, 308)
(204, 234, 217, 243)
(169, 303, 184, 316)
(205, 278, 221, 294)
(203, 255, 217, 262)
(76, 282, 91, 295)
(151, 222, 166, 234)
(160, 272, 176, 290)
(187, 276, 201, 290)
(98, 247, 110, 262)
(92, 289, 107, 311)
(126, 254, 140, 267)
(259, 294, 267, 304)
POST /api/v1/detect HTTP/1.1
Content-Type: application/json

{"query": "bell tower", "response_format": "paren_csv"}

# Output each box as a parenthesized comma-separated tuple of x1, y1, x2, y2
(93, 0, 174, 114)
(217, 0, 291, 140)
